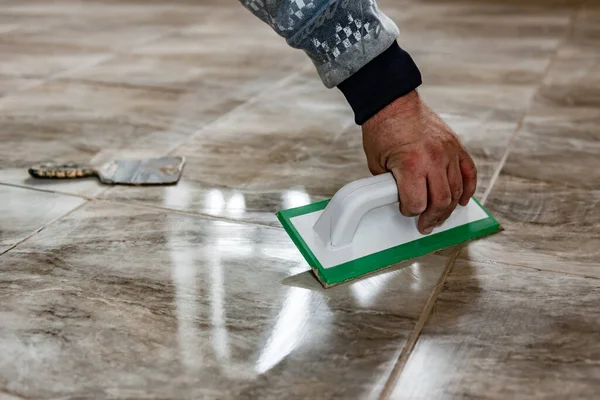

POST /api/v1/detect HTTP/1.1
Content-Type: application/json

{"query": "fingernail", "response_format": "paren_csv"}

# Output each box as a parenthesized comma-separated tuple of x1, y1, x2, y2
(423, 227, 434, 235)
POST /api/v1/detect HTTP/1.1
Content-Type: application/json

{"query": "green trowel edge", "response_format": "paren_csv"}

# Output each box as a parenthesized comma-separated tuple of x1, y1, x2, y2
(277, 198, 500, 288)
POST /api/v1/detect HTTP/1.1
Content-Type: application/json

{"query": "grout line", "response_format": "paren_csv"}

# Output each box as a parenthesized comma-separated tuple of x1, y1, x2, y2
(457, 255, 600, 281)
(0, 182, 285, 231)
(480, 6, 581, 204)
(378, 247, 462, 400)
(377, 6, 584, 399)
(0, 23, 189, 101)
(96, 64, 312, 201)
(94, 197, 285, 231)
(165, 65, 312, 155)
(0, 200, 89, 257)
(0, 181, 96, 200)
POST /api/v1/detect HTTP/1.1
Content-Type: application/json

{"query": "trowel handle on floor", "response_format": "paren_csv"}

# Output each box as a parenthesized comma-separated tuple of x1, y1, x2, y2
(313, 173, 399, 248)
(28, 162, 97, 179)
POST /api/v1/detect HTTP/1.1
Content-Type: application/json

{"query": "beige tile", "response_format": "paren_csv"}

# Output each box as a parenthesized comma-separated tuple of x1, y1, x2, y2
(0, 168, 105, 198)
(388, 259, 600, 400)
(0, 200, 450, 399)
(388, 1, 574, 58)
(0, 80, 240, 189)
(0, 40, 109, 78)
(496, 38, 600, 190)
(0, 184, 85, 253)
(459, 176, 600, 278)
(0, 2, 235, 53)
(67, 7, 310, 90)
(101, 72, 357, 225)
(0, 76, 40, 97)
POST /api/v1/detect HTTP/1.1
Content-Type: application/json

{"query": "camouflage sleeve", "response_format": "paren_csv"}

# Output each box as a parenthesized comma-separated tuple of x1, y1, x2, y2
(238, 0, 400, 87)
(239, 0, 422, 124)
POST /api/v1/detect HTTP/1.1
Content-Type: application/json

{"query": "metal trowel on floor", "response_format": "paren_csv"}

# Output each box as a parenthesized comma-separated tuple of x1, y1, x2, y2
(28, 156, 185, 185)
(277, 173, 501, 288)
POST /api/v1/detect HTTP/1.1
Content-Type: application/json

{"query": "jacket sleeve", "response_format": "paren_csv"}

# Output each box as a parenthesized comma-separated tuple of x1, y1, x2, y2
(238, 0, 422, 124)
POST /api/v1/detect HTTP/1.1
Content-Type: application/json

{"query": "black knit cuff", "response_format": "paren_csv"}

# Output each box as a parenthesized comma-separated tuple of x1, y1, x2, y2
(337, 42, 422, 125)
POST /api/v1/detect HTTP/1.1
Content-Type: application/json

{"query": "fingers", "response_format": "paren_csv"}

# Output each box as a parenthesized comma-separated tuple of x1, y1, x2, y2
(418, 171, 452, 234)
(448, 159, 463, 204)
(459, 152, 477, 206)
(434, 160, 462, 226)
(391, 168, 427, 217)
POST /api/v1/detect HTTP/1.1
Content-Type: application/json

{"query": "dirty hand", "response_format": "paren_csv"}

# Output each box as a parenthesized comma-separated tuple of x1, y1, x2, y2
(362, 90, 477, 235)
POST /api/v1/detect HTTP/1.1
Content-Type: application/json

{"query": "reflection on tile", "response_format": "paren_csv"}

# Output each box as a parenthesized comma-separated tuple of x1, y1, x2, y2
(0, 184, 85, 253)
(0, 201, 449, 399)
(459, 175, 600, 278)
(102, 72, 358, 225)
(389, 259, 600, 399)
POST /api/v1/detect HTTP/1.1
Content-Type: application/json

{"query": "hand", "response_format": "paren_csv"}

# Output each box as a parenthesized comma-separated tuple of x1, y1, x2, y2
(362, 90, 477, 235)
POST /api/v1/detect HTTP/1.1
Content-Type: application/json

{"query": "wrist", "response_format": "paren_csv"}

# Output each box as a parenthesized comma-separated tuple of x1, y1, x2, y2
(337, 41, 422, 125)
(363, 90, 421, 127)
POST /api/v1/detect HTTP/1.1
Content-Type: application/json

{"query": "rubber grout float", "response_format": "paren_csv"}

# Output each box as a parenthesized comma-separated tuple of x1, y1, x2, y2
(277, 173, 500, 288)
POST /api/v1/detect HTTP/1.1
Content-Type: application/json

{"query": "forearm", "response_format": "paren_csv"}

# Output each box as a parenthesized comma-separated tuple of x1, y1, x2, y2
(239, 0, 422, 124)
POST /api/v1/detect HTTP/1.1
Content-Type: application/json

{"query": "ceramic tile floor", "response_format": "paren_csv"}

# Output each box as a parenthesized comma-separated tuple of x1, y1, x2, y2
(0, 0, 599, 398)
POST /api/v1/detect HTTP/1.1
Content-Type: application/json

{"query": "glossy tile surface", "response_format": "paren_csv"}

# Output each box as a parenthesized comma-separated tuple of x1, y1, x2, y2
(1, 0, 598, 398)
(0, 201, 448, 399)
(102, 72, 357, 225)
(459, 2, 600, 278)
(388, 259, 600, 400)
(0, 185, 85, 253)
(389, 2, 600, 397)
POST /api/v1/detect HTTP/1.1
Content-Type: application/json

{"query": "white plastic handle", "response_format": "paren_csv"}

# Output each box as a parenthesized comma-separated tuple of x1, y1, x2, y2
(313, 173, 399, 248)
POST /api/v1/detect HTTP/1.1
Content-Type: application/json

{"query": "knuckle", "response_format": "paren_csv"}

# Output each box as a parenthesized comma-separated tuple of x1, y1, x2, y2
(434, 193, 452, 209)
(462, 161, 478, 180)
(393, 153, 421, 173)
(404, 201, 427, 214)
(428, 144, 445, 163)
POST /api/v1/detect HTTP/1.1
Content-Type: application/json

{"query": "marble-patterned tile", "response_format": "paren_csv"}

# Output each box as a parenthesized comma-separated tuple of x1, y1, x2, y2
(0, 40, 109, 79)
(495, 48, 600, 189)
(0, 168, 104, 198)
(388, 259, 600, 399)
(66, 7, 311, 90)
(459, 175, 600, 278)
(455, 27, 600, 278)
(0, 80, 239, 193)
(101, 72, 357, 225)
(0, 184, 85, 253)
(0, 76, 39, 97)
(569, 1, 600, 54)
(0, 200, 450, 399)
(0, 2, 229, 53)
(388, 1, 574, 59)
